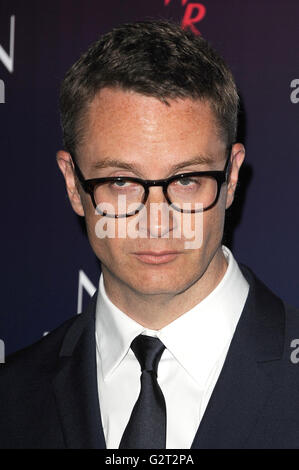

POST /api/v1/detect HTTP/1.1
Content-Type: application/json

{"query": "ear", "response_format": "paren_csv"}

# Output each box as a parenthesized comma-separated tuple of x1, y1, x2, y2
(225, 143, 245, 209)
(56, 150, 85, 216)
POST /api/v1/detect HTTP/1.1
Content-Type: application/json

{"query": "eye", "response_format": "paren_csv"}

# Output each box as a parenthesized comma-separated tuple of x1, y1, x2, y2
(177, 177, 194, 186)
(113, 180, 130, 187)
(108, 179, 142, 192)
(174, 176, 200, 187)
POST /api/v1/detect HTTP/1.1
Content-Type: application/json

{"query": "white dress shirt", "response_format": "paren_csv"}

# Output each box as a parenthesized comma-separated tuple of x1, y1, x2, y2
(95, 245, 249, 449)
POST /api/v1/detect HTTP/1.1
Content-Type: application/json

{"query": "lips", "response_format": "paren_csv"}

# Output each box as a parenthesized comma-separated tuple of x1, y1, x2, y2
(133, 251, 181, 265)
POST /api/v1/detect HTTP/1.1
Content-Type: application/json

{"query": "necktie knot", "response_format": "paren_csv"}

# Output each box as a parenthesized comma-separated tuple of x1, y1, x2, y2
(130, 334, 165, 375)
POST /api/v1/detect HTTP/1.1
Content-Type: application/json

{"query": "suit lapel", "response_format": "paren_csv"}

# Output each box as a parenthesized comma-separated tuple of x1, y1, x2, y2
(52, 292, 106, 449)
(191, 266, 285, 449)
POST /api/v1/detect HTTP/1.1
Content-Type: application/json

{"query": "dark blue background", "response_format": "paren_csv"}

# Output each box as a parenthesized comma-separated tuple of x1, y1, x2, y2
(1, 0, 298, 355)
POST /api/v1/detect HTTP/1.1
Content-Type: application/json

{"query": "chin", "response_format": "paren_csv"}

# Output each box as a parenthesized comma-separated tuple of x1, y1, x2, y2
(126, 271, 193, 296)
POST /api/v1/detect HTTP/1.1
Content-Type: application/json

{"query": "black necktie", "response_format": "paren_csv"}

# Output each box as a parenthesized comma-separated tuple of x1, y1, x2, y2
(119, 334, 167, 449)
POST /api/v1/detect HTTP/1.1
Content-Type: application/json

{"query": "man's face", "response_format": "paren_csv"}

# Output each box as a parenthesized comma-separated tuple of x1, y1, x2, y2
(58, 87, 244, 297)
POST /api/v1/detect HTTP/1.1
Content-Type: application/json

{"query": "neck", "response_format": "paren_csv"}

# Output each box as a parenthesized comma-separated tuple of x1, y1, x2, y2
(102, 246, 228, 330)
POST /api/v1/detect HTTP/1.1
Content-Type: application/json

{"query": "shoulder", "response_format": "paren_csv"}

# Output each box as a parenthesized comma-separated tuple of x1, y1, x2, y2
(240, 262, 299, 329)
(1, 290, 98, 379)
(0, 314, 82, 437)
(0, 292, 98, 447)
(0, 315, 78, 383)
(283, 302, 299, 318)
(282, 301, 299, 340)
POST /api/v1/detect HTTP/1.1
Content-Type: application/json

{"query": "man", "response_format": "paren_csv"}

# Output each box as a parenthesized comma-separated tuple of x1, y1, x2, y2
(1, 20, 299, 449)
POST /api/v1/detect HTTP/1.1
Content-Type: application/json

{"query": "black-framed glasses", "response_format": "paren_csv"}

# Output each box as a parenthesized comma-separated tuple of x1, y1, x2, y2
(71, 146, 232, 218)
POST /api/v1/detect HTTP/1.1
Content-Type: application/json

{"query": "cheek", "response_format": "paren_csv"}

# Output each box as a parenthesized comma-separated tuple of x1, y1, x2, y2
(180, 201, 225, 251)
(86, 215, 115, 260)
(85, 214, 133, 268)
(201, 198, 226, 246)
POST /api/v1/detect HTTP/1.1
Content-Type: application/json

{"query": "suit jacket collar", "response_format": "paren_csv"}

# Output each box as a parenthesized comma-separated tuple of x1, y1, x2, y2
(52, 264, 285, 449)
(52, 291, 105, 449)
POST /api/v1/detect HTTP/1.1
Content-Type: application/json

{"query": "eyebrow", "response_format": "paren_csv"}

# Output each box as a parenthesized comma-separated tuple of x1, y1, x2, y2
(90, 155, 216, 175)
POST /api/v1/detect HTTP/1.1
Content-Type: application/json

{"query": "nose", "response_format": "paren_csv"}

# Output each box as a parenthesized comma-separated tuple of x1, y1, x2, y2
(138, 186, 176, 239)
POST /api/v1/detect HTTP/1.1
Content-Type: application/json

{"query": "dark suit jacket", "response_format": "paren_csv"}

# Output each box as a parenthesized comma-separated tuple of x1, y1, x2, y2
(1, 265, 299, 449)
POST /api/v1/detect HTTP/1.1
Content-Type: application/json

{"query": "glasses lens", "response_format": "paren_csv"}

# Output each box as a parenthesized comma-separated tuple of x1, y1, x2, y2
(167, 175, 218, 212)
(94, 179, 145, 217)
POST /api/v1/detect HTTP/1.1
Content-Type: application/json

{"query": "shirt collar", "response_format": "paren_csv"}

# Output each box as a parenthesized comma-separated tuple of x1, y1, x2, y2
(95, 245, 249, 386)
(157, 246, 249, 386)
(95, 275, 144, 380)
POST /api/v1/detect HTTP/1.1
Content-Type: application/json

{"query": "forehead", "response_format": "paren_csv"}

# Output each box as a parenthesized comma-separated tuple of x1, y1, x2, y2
(79, 87, 226, 170)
